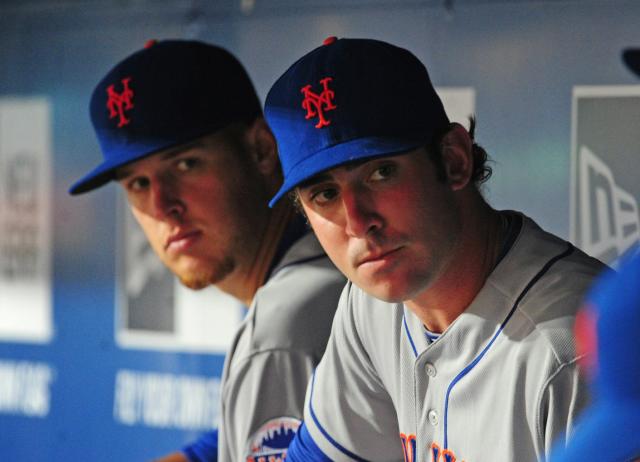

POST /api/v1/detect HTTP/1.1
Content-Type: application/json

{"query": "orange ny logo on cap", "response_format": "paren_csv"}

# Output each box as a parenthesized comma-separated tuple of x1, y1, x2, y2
(106, 77, 135, 127)
(301, 77, 337, 128)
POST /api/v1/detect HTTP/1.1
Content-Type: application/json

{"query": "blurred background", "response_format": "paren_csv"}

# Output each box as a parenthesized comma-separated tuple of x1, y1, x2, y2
(0, 0, 638, 460)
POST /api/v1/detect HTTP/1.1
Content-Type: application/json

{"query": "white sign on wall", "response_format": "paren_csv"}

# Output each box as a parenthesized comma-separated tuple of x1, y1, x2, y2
(113, 369, 220, 430)
(0, 98, 53, 343)
(436, 87, 476, 129)
(571, 86, 640, 266)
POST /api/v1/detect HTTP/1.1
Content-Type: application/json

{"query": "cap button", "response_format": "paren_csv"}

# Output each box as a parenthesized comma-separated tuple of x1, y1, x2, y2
(144, 39, 158, 49)
(323, 36, 338, 46)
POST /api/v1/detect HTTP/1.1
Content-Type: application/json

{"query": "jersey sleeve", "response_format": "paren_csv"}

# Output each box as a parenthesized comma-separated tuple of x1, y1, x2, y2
(217, 348, 316, 461)
(218, 251, 345, 462)
(289, 283, 404, 462)
(536, 359, 589, 459)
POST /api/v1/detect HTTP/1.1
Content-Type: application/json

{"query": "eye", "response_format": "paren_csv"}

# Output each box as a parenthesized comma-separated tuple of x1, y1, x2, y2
(309, 187, 339, 206)
(176, 157, 199, 172)
(369, 163, 397, 181)
(126, 176, 150, 192)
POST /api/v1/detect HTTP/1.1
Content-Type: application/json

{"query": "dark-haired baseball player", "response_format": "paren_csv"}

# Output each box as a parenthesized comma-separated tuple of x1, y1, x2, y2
(70, 40, 345, 462)
(264, 37, 607, 461)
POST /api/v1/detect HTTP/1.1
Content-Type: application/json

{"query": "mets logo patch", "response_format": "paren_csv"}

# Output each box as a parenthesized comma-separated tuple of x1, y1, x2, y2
(245, 416, 301, 462)
(301, 77, 337, 128)
(106, 77, 135, 127)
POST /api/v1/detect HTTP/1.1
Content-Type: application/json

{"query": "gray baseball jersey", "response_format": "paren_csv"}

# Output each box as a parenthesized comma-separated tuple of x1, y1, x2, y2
(217, 230, 346, 462)
(297, 212, 606, 462)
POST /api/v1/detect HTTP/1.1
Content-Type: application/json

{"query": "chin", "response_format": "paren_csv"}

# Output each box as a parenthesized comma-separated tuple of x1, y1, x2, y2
(357, 279, 409, 303)
(178, 276, 211, 291)
(173, 258, 234, 291)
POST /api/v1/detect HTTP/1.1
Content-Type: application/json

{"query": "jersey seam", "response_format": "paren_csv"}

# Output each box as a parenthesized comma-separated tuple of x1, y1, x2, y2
(349, 284, 388, 390)
(515, 302, 579, 367)
(222, 347, 318, 397)
(306, 282, 384, 461)
(534, 356, 581, 450)
(308, 371, 371, 462)
(514, 256, 583, 368)
(442, 242, 575, 449)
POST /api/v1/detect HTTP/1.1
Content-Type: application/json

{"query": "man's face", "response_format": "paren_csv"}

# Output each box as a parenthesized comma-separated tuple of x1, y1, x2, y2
(297, 147, 462, 302)
(116, 125, 270, 290)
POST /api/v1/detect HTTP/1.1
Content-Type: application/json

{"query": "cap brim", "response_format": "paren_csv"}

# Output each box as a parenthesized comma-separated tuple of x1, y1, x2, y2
(69, 123, 227, 195)
(268, 135, 425, 207)
(68, 146, 158, 195)
(549, 400, 640, 462)
(623, 49, 640, 78)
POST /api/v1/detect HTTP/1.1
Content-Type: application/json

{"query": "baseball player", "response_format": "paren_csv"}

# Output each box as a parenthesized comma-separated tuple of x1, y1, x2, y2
(263, 37, 607, 461)
(547, 249, 640, 462)
(69, 40, 345, 462)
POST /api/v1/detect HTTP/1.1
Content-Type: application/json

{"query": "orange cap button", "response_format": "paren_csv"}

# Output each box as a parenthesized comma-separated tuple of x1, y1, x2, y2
(323, 36, 338, 46)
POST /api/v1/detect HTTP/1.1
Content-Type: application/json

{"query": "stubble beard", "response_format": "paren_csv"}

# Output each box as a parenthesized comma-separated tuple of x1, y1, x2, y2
(175, 255, 236, 291)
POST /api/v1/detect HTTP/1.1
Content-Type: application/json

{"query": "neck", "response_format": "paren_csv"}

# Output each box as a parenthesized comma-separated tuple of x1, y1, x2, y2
(406, 202, 505, 333)
(232, 200, 294, 306)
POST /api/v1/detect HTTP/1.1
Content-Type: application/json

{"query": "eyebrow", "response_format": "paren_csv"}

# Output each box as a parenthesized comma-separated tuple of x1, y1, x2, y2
(114, 140, 206, 180)
(297, 172, 331, 189)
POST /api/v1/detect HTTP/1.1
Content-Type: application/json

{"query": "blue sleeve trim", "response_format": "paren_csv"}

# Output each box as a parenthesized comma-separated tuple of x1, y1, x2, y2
(182, 429, 218, 462)
(442, 243, 575, 449)
(307, 372, 371, 462)
(286, 421, 334, 462)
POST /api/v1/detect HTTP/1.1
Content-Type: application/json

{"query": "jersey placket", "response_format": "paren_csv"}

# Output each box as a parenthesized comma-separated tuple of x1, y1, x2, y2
(415, 350, 447, 461)
(401, 307, 448, 461)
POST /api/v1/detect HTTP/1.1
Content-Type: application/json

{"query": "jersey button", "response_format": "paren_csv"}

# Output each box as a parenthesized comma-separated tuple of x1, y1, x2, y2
(425, 363, 437, 377)
(428, 409, 439, 426)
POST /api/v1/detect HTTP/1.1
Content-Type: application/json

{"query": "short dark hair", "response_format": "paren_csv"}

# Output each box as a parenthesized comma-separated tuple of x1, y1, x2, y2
(467, 117, 493, 186)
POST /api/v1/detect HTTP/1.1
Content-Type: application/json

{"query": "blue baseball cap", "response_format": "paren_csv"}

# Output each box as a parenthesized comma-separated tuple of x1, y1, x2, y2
(69, 39, 261, 195)
(623, 48, 640, 78)
(265, 37, 450, 207)
(549, 249, 640, 462)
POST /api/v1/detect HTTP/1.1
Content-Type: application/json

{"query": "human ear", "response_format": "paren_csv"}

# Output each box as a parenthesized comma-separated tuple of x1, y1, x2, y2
(246, 117, 279, 177)
(440, 123, 473, 191)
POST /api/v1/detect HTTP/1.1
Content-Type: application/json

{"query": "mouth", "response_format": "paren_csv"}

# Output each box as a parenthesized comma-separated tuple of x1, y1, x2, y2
(165, 229, 202, 253)
(357, 247, 403, 267)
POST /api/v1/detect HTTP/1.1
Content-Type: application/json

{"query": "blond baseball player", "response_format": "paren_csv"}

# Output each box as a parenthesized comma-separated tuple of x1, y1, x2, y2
(69, 40, 345, 462)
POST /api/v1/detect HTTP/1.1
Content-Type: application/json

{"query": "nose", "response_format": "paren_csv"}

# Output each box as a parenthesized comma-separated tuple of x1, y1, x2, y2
(341, 187, 383, 238)
(149, 179, 185, 221)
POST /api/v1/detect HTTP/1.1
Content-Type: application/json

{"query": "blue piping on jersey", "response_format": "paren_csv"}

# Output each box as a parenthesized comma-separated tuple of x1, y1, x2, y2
(403, 314, 418, 357)
(424, 330, 440, 343)
(442, 243, 575, 449)
(308, 371, 371, 462)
